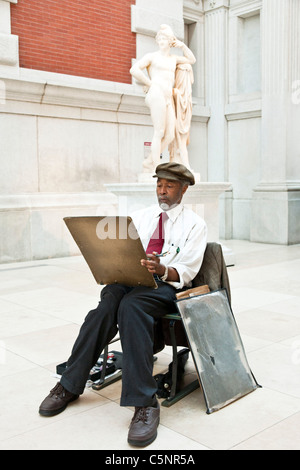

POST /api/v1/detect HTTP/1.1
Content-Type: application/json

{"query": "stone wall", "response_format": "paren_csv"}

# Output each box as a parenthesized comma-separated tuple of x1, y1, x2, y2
(0, 0, 299, 263)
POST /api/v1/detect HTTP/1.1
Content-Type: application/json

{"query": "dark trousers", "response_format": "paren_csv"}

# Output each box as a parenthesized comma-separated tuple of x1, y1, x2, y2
(60, 281, 177, 407)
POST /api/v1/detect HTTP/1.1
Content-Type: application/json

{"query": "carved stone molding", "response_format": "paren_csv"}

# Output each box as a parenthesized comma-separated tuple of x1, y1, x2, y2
(183, 0, 202, 7)
(204, 0, 229, 12)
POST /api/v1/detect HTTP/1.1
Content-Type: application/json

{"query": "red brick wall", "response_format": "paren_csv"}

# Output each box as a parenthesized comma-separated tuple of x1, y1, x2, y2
(10, 0, 136, 84)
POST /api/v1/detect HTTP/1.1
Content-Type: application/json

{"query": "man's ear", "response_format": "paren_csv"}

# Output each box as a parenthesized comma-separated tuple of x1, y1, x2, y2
(182, 184, 189, 196)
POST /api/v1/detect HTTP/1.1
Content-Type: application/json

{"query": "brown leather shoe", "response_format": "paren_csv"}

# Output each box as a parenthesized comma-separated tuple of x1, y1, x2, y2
(128, 401, 160, 447)
(39, 382, 79, 417)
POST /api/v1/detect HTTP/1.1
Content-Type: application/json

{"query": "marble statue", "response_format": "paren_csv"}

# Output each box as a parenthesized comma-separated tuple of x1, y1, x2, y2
(130, 24, 196, 173)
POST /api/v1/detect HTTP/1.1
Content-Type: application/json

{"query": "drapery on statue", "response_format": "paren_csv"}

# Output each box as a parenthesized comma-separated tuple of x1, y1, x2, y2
(130, 24, 196, 173)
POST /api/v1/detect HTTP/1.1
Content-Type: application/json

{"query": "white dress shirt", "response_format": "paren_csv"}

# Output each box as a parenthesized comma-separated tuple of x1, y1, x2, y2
(131, 203, 207, 290)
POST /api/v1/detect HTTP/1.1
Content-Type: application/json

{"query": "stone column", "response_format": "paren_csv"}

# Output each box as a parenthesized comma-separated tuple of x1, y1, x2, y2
(0, 0, 19, 70)
(251, 0, 300, 244)
(204, 0, 229, 183)
(204, 1, 233, 240)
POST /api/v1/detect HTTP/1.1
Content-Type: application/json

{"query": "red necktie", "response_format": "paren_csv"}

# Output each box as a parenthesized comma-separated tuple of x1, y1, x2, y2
(146, 212, 168, 255)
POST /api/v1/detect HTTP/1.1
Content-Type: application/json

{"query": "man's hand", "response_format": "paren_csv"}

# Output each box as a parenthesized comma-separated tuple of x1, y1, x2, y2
(141, 253, 180, 282)
(141, 252, 165, 277)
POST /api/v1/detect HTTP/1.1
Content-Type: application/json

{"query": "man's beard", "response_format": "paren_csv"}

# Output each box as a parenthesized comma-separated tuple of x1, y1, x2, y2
(158, 196, 181, 211)
(159, 202, 170, 211)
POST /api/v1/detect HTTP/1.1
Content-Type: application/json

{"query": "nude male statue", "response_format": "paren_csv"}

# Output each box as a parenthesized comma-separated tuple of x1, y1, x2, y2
(130, 24, 196, 172)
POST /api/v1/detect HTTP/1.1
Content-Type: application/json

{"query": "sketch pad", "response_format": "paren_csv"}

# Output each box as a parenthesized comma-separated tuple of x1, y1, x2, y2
(64, 216, 157, 289)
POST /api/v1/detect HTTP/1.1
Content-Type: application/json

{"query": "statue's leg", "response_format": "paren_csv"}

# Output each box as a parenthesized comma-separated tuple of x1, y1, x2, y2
(178, 134, 191, 168)
(160, 101, 176, 153)
(144, 89, 167, 171)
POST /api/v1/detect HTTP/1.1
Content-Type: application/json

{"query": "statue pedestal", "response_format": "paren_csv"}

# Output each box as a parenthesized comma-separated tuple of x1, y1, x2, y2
(104, 182, 234, 266)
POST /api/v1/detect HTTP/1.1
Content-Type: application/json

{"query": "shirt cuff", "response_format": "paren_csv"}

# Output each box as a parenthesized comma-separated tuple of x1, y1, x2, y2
(166, 264, 194, 290)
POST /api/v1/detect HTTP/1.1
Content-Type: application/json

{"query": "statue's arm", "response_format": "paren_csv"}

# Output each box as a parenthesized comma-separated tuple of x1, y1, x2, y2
(172, 40, 196, 65)
(130, 53, 153, 88)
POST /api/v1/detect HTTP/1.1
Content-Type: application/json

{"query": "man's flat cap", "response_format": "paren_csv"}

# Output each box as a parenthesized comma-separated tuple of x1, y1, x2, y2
(153, 162, 195, 186)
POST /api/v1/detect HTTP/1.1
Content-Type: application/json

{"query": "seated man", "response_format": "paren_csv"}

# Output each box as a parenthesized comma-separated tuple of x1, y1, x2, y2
(39, 162, 207, 447)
